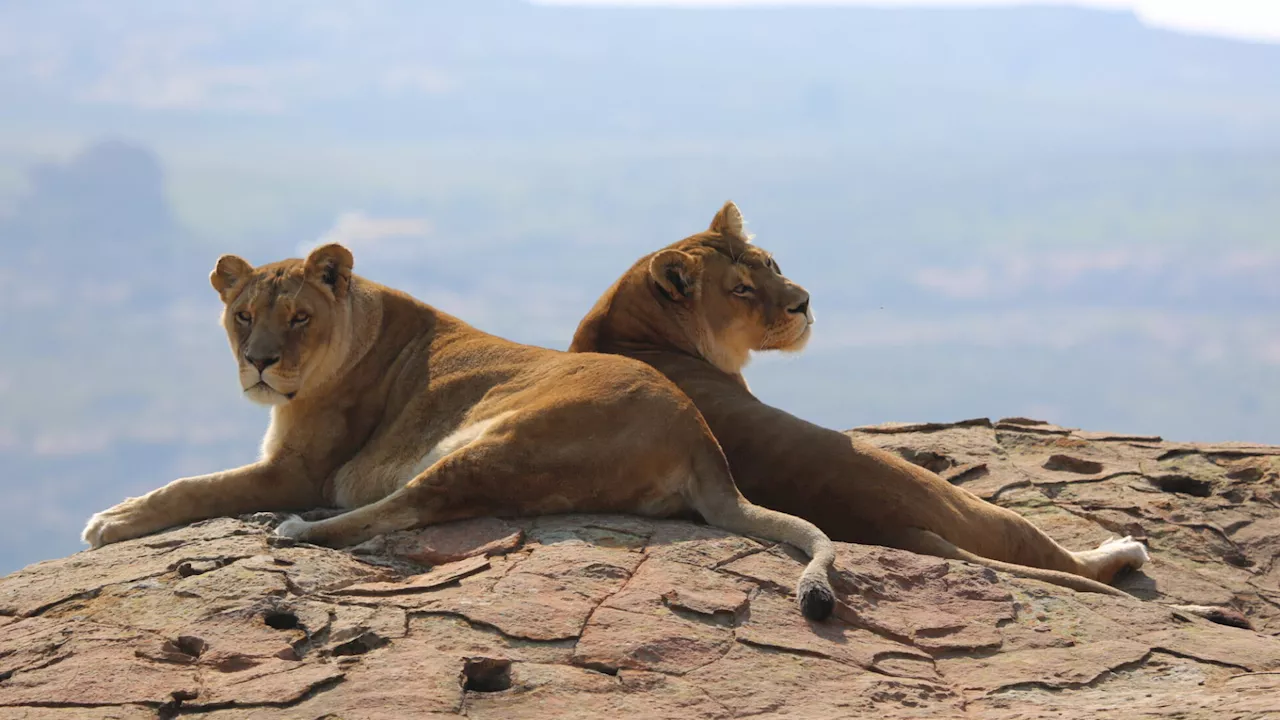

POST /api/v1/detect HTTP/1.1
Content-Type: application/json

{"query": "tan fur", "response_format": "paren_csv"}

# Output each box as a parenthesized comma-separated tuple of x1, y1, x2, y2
(81, 243, 839, 620)
(571, 201, 1153, 597)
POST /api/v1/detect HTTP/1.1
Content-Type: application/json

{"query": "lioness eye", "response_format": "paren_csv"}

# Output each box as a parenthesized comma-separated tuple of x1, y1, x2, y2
(291, 311, 310, 327)
(732, 284, 755, 296)
(235, 311, 251, 324)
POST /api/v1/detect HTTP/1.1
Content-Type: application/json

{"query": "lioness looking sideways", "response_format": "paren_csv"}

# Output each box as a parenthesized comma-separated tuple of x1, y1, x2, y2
(82, 243, 838, 620)
(570, 201, 1152, 596)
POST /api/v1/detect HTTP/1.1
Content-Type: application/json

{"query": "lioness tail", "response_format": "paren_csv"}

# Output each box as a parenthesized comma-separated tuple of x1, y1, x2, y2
(688, 445, 837, 621)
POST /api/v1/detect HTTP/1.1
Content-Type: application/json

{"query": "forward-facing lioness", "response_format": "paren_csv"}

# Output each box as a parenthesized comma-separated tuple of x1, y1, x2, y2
(570, 201, 1154, 597)
(82, 243, 837, 620)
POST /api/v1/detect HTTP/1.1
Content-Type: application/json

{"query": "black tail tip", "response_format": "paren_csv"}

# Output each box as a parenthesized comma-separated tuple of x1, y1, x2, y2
(799, 578, 835, 621)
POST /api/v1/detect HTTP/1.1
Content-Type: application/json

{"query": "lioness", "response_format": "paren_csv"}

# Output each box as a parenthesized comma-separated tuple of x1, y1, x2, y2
(82, 243, 837, 620)
(570, 201, 1153, 596)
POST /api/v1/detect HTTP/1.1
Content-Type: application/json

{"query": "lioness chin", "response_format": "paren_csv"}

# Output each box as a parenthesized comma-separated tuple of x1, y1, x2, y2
(570, 201, 1157, 597)
(81, 242, 837, 621)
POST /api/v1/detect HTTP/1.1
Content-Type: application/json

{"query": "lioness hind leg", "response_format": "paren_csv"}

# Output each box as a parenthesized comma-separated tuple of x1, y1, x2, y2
(960, 503, 1149, 584)
(892, 527, 1131, 596)
(274, 446, 504, 548)
(944, 501, 1106, 579)
(273, 502, 418, 548)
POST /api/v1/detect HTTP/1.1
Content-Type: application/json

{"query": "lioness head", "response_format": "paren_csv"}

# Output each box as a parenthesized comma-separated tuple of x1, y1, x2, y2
(575, 201, 813, 376)
(209, 243, 355, 406)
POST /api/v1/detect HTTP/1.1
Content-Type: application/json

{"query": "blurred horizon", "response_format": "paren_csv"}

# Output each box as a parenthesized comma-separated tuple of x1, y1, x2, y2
(1, 0, 1277, 574)
(544, 0, 1280, 45)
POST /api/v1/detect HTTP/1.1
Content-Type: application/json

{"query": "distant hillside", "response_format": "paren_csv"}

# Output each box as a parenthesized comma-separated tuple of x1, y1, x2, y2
(3, 2, 1280, 152)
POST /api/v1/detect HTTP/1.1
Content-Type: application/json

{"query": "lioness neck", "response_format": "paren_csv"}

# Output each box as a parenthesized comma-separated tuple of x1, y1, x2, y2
(572, 270, 717, 372)
(318, 280, 384, 393)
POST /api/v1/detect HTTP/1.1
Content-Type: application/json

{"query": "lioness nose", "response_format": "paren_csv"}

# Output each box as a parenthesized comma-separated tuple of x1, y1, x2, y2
(788, 295, 811, 317)
(246, 354, 280, 372)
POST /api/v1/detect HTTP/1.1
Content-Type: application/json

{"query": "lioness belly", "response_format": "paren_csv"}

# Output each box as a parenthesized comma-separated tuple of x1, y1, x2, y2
(512, 467, 690, 518)
(440, 430, 694, 520)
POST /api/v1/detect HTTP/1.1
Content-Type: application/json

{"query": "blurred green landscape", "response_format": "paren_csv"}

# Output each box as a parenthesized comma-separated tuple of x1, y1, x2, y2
(0, 1, 1277, 573)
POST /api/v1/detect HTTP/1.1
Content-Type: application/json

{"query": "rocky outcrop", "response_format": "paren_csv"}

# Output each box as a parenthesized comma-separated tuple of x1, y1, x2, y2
(0, 418, 1278, 719)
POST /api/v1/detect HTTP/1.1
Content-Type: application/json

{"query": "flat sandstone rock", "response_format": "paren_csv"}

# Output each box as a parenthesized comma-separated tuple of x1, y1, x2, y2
(0, 422, 1277, 718)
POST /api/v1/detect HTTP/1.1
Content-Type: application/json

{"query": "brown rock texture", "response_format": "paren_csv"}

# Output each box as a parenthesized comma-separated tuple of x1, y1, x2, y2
(1, 420, 1278, 719)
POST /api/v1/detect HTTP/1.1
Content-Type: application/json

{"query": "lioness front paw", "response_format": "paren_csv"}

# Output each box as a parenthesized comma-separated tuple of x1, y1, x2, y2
(81, 497, 156, 548)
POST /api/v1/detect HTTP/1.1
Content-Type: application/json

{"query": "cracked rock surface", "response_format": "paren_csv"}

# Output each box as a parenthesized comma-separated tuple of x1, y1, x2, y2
(1, 418, 1278, 719)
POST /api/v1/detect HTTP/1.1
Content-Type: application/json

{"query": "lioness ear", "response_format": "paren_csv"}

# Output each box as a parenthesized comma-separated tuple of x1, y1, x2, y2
(210, 254, 253, 302)
(708, 200, 749, 242)
(304, 243, 354, 298)
(648, 249, 700, 302)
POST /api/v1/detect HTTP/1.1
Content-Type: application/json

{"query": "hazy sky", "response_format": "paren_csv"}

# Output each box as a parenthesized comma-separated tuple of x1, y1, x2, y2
(540, 1, 1280, 43)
